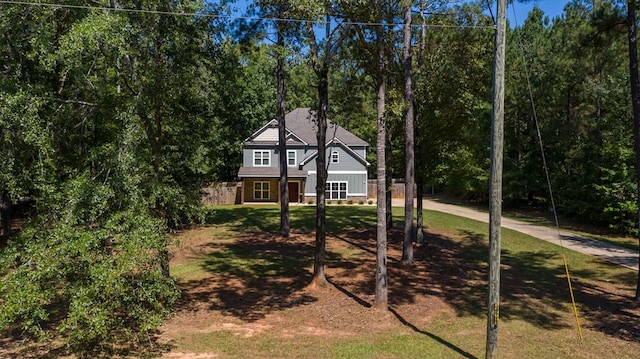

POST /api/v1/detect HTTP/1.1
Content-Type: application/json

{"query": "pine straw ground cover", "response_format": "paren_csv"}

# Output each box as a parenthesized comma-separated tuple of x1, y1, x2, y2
(159, 205, 640, 359)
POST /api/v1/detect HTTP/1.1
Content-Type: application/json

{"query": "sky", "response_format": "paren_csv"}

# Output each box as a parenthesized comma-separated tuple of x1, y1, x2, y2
(229, 1, 573, 26)
(506, 0, 571, 25)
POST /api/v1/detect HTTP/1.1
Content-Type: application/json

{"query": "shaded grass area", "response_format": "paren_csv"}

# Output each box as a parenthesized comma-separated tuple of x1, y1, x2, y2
(165, 205, 640, 358)
(579, 233, 639, 252)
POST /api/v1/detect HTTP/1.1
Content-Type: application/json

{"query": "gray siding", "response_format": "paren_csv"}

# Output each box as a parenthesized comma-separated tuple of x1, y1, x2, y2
(275, 147, 307, 169)
(243, 143, 368, 199)
(243, 148, 276, 167)
(301, 146, 367, 172)
(243, 147, 312, 168)
(305, 172, 368, 197)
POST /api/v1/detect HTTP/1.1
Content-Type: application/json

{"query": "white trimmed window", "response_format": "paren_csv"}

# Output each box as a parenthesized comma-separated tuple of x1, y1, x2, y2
(253, 150, 270, 166)
(287, 150, 297, 167)
(331, 151, 339, 164)
(325, 181, 347, 200)
(254, 181, 270, 200)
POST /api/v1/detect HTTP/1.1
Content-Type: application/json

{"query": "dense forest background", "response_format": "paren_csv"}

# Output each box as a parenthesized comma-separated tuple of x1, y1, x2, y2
(0, 0, 638, 350)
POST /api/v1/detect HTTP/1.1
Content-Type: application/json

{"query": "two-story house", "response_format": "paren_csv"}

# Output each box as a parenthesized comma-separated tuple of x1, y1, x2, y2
(237, 108, 370, 203)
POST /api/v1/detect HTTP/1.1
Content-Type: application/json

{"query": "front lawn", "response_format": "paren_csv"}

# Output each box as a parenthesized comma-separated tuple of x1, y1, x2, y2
(161, 205, 640, 358)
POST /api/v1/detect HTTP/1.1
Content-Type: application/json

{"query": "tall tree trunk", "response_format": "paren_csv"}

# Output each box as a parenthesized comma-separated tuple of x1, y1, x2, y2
(414, 0, 428, 246)
(306, 10, 334, 289)
(374, 18, 388, 310)
(416, 174, 425, 244)
(626, 0, 640, 302)
(312, 69, 329, 288)
(402, 0, 415, 264)
(277, 22, 290, 238)
(386, 133, 393, 229)
(385, 1, 394, 231)
(1, 191, 11, 236)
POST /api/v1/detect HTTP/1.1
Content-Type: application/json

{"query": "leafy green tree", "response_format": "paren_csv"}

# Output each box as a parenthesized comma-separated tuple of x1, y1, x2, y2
(413, 2, 493, 201)
(210, 41, 277, 180)
(0, 172, 179, 347)
(504, 1, 635, 234)
(0, 0, 223, 350)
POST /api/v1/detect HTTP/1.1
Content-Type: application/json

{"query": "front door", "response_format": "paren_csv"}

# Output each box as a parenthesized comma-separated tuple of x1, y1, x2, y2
(288, 182, 299, 203)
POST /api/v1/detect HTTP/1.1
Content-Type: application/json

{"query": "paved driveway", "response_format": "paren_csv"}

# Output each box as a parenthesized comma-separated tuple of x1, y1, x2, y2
(393, 198, 639, 271)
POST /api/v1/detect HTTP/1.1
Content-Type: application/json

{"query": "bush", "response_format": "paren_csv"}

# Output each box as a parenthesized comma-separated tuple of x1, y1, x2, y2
(368, 200, 373, 205)
(347, 200, 353, 205)
(358, 200, 364, 205)
(337, 200, 343, 205)
(307, 199, 314, 205)
(327, 200, 332, 205)
(0, 176, 180, 352)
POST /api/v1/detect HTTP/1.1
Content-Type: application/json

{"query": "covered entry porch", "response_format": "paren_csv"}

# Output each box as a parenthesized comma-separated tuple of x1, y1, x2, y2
(237, 167, 308, 204)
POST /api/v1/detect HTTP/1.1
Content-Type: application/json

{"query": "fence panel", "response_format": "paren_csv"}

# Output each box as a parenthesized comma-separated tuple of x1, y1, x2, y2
(366, 180, 415, 198)
(202, 182, 241, 205)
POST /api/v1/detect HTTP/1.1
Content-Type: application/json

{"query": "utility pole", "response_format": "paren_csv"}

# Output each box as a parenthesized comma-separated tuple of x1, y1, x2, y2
(487, 0, 506, 358)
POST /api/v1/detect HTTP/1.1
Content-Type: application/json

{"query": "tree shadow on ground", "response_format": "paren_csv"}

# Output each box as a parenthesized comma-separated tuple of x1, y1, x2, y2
(389, 307, 478, 359)
(176, 231, 354, 322)
(178, 206, 640, 346)
(329, 223, 640, 343)
(329, 227, 570, 330)
(567, 267, 640, 342)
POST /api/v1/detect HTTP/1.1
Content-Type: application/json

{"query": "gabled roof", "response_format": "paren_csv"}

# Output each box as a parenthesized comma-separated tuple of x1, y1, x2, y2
(277, 131, 308, 146)
(299, 137, 371, 167)
(243, 108, 369, 147)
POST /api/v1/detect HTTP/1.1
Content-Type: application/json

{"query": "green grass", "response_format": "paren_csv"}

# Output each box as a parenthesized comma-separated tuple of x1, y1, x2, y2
(166, 205, 640, 359)
(190, 204, 637, 296)
(430, 198, 640, 252)
(579, 233, 638, 251)
(203, 204, 380, 234)
(501, 208, 640, 251)
(194, 204, 637, 293)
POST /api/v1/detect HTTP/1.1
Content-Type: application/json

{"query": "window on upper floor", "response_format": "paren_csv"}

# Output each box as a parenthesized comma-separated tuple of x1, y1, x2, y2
(287, 150, 297, 167)
(253, 150, 270, 166)
(331, 151, 339, 164)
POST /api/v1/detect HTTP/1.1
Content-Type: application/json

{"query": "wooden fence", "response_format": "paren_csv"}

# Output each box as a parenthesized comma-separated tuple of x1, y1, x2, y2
(202, 182, 241, 205)
(367, 180, 415, 198)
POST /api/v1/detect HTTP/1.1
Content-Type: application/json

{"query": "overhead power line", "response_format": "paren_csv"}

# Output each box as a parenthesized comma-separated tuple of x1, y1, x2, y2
(0, 0, 496, 30)
(509, 3, 584, 344)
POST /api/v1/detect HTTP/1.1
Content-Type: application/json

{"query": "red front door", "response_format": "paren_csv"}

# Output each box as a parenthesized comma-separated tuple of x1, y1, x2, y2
(287, 182, 299, 203)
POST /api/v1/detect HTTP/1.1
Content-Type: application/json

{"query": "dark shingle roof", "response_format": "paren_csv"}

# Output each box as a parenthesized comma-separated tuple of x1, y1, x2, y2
(285, 108, 369, 146)
(244, 108, 369, 147)
(237, 167, 308, 178)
